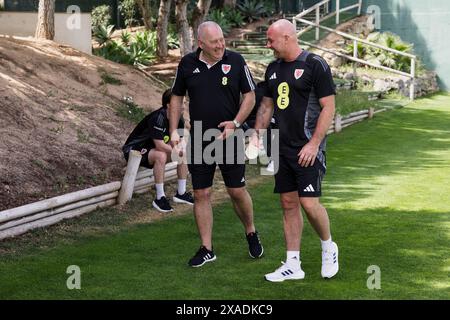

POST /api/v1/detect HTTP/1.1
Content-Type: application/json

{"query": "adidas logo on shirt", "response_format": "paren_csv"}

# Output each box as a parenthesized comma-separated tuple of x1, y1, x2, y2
(303, 184, 315, 192)
(193, 68, 200, 74)
(269, 72, 277, 80)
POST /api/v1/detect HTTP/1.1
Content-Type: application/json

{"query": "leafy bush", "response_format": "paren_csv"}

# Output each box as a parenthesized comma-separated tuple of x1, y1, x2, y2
(94, 30, 157, 67)
(119, 0, 138, 28)
(223, 7, 245, 28)
(346, 32, 419, 73)
(93, 25, 115, 46)
(92, 5, 112, 30)
(237, 0, 266, 23)
(121, 31, 131, 46)
(260, 0, 275, 17)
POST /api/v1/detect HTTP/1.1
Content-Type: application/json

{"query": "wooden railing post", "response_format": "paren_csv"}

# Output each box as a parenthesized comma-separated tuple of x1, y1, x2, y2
(353, 39, 358, 76)
(336, 0, 340, 24)
(334, 113, 342, 133)
(118, 150, 142, 205)
(316, 6, 320, 40)
(410, 58, 416, 100)
(368, 107, 375, 119)
(358, 0, 362, 15)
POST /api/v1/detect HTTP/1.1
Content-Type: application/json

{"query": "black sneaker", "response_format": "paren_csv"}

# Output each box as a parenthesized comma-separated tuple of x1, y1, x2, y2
(188, 246, 216, 267)
(152, 196, 173, 213)
(173, 191, 194, 205)
(246, 231, 264, 258)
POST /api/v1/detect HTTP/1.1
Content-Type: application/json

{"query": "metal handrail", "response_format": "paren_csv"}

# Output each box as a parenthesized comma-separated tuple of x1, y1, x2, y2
(292, 0, 416, 100)
(295, 17, 417, 100)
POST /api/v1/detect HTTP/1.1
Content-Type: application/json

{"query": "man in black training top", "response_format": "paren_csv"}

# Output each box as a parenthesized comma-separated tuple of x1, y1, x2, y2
(253, 19, 339, 282)
(122, 89, 193, 213)
(169, 21, 264, 267)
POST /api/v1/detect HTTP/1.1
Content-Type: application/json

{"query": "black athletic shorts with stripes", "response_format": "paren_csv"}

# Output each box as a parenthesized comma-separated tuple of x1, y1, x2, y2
(274, 153, 326, 197)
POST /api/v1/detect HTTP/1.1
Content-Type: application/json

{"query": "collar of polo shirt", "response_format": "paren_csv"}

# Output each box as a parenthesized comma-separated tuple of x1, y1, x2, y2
(276, 49, 308, 64)
(196, 47, 229, 69)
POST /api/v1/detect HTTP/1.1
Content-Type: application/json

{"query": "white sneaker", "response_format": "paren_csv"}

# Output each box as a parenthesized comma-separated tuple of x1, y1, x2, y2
(265, 261, 305, 282)
(266, 160, 274, 173)
(321, 242, 339, 279)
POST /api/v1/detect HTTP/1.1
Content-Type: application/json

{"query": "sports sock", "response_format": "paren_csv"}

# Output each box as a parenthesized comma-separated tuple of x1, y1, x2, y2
(178, 179, 186, 195)
(155, 183, 165, 200)
(286, 251, 300, 268)
(321, 237, 333, 251)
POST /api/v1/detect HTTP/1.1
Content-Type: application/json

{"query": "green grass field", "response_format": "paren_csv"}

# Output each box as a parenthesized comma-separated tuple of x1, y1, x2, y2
(1, 93, 449, 300)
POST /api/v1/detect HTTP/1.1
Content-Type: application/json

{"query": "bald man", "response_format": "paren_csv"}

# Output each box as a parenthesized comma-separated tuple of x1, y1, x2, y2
(169, 21, 264, 267)
(253, 19, 339, 281)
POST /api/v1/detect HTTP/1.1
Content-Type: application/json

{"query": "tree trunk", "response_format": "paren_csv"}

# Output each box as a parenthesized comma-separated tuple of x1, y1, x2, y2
(156, 0, 172, 57)
(191, 0, 212, 51)
(136, 0, 152, 30)
(175, 0, 192, 57)
(35, 0, 55, 40)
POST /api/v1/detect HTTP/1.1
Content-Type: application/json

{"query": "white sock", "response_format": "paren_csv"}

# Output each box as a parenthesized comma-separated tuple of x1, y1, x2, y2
(321, 237, 333, 251)
(286, 251, 301, 268)
(178, 179, 186, 195)
(155, 183, 165, 200)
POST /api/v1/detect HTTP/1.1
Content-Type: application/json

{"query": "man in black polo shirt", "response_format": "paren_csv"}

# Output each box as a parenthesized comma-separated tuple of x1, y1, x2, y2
(169, 21, 264, 267)
(122, 89, 193, 213)
(253, 19, 339, 281)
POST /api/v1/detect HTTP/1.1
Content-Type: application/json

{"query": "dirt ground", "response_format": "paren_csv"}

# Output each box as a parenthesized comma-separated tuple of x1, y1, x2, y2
(0, 36, 166, 211)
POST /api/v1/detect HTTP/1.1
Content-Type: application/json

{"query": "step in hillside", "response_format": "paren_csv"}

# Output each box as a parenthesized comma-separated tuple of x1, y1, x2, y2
(230, 39, 266, 49)
(243, 32, 267, 41)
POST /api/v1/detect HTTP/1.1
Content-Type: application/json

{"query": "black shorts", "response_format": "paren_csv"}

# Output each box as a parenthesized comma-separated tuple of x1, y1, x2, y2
(274, 154, 325, 197)
(188, 163, 246, 190)
(123, 148, 153, 169)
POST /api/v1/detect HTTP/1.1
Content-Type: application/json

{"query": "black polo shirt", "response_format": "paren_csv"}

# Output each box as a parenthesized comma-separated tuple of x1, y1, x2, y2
(172, 48, 256, 134)
(122, 106, 184, 154)
(264, 50, 336, 168)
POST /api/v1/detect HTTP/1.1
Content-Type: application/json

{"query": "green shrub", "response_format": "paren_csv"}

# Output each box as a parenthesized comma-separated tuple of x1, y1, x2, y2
(93, 24, 115, 46)
(119, 0, 138, 28)
(94, 30, 157, 67)
(223, 7, 245, 28)
(121, 31, 131, 46)
(92, 5, 112, 30)
(237, 0, 266, 23)
(345, 32, 421, 74)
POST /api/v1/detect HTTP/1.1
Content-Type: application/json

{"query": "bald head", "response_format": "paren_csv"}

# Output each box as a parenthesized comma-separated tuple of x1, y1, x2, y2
(198, 21, 223, 41)
(268, 19, 297, 39)
(266, 19, 301, 60)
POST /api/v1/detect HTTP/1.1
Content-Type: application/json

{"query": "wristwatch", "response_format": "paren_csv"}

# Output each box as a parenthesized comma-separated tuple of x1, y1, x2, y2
(232, 119, 241, 128)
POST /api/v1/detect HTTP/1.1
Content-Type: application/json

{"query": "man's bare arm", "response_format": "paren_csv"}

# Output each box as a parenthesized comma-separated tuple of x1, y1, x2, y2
(169, 95, 184, 146)
(298, 94, 335, 167)
(254, 96, 275, 133)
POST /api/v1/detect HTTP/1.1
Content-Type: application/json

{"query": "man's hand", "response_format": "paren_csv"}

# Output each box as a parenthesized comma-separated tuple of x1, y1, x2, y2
(298, 140, 319, 167)
(217, 121, 236, 140)
(245, 131, 260, 160)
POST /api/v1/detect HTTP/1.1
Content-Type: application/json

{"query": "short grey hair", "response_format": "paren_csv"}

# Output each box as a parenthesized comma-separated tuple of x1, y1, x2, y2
(198, 21, 223, 41)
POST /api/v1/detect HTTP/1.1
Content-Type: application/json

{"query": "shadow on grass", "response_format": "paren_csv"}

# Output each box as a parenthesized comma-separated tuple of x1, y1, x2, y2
(324, 104, 450, 204)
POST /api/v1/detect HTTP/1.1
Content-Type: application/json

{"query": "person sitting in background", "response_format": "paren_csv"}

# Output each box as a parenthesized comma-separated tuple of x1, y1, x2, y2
(122, 89, 194, 213)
